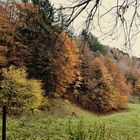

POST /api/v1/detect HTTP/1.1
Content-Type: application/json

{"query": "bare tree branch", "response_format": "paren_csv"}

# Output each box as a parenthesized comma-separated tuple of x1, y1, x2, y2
(55, 0, 140, 52)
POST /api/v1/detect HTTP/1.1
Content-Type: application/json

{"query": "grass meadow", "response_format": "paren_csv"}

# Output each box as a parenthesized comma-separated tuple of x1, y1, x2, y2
(0, 103, 140, 140)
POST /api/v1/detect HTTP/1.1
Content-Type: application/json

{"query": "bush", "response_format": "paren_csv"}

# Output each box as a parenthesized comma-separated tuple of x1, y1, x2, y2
(0, 66, 44, 115)
(66, 119, 122, 140)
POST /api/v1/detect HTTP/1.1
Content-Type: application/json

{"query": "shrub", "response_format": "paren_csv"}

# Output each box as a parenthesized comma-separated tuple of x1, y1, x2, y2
(0, 66, 44, 115)
(66, 119, 121, 140)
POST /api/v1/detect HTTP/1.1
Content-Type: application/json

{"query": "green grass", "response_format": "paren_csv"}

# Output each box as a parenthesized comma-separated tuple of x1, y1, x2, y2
(0, 103, 140, 140)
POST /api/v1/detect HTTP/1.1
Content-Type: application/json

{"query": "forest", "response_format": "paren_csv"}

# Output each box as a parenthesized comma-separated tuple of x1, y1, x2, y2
(0, 0, 140, 139)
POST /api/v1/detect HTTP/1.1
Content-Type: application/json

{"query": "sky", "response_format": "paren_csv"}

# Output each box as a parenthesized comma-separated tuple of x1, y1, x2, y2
(51, 0, 140, 57)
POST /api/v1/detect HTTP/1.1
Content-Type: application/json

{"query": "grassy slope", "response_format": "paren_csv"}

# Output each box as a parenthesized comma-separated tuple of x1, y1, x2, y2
(0, 100, 140, 140)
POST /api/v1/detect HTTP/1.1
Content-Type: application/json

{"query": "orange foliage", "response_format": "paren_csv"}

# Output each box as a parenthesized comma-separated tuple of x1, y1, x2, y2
(77, 43, 129, 112)
(16, 3, 42, 24)
(54, 32, 80, 96)
(0, 1, 129, 113)
(0, 45, 8, 67)
(101, 56, 129, 96)
(135, 79, 140, 95)
(0, 2, 80, 97)
(80, 58, 122, 112)
(0, 6, 13, 45)
(16, 3, 37, 11)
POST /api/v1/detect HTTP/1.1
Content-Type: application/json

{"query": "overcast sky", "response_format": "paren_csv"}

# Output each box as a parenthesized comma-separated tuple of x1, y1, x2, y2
(51, 0, 140, 57)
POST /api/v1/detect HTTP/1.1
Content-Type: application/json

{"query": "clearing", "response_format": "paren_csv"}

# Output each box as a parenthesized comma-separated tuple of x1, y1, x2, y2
(0, 99, 140, 140)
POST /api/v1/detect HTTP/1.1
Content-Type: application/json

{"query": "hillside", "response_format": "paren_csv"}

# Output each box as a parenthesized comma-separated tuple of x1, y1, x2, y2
(0, 1, 132, 115)
(1, 0, 140, 115)
(1, 1, 140, 140)
(1, 100, 140, 140)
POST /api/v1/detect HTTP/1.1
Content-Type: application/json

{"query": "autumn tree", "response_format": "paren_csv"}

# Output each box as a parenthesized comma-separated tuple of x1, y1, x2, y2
(79, 58, 123, 112)
(134, 79, 140, 96)
(0, 66, 44, 115)
(0, 45, 9, 67)
(77, 40, 128, 112)
(0, 0, 130, 113)
(0, 2, 17, 63)
(101, 56, 129, 106)
(52, 32, 80, 96)
(0, 1, 80, 98)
